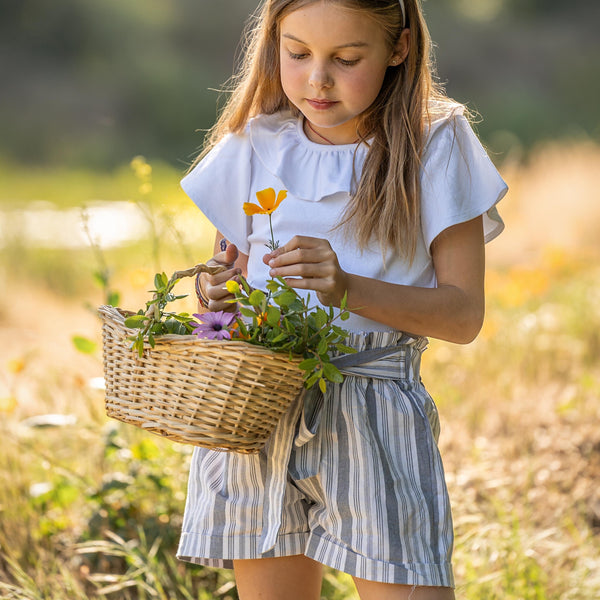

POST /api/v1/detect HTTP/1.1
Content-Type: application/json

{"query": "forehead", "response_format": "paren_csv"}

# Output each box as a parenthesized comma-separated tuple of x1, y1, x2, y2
(279, 2, 388, 48)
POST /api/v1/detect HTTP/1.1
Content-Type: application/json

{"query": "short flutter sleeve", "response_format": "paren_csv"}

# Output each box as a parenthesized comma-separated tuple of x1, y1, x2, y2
(180, 132, 252, 254)
(420, 113, 507, 254)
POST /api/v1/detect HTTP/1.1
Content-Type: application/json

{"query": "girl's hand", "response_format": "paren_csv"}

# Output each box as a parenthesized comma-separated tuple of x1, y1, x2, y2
(263, 235, 348, 307)
(201, 242, 242, 312)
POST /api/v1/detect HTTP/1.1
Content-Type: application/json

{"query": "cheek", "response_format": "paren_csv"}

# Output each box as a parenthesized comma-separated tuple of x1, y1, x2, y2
(347, 68, 387, 104)
(280, 61, 305, 96)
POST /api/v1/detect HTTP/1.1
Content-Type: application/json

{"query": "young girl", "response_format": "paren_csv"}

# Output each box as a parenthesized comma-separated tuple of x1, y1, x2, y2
(177, 1, 507, 598)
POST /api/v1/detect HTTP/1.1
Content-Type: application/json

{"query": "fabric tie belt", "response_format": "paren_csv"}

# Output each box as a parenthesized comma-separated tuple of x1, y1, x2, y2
(258, 335, 424, 553)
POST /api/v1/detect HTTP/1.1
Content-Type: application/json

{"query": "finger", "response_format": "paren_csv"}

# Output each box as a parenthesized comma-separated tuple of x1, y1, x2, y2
(269, 262, 336, 281)
(268, 247, 332, 269)
(264, 236, 327, 266)
(206, 279, 237, 301)
(207, 298, 238, 313)
(208, 243, 239, 268)
(206, 267, 241, 287)
(267, 235, 322, 258)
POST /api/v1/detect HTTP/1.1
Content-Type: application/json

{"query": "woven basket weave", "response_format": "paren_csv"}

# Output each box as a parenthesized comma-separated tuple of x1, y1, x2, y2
(98, 271, 304, 453)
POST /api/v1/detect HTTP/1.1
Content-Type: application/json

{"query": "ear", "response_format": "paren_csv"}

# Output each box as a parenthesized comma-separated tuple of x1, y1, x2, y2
(388, 28, 411, 67)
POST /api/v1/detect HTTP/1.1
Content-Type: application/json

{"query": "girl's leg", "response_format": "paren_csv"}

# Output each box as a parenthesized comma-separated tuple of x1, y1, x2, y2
(233, 555, 323, 600)
(353, 578, 455, 600)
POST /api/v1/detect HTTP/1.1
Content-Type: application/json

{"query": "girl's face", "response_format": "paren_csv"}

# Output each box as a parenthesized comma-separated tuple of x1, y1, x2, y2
(279, 1, 407, 145)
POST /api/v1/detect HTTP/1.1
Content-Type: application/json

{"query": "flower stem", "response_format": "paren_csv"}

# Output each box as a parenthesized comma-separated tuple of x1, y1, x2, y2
(268, 214, 278, 251)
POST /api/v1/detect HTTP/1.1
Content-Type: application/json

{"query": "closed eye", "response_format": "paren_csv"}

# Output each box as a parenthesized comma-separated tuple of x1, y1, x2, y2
(337, 57, 360, 66)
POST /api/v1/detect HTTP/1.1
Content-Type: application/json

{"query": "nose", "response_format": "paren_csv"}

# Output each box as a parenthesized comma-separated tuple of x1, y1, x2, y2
(308, 62, 333, 90)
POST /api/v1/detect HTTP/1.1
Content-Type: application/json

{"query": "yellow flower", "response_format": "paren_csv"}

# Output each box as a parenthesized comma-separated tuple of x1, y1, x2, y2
(7, 358, 25, 374)
(138, 182, 152, 196)
(226, 280, 240, 294)
(130, 155, 152, 179)
(243, 188, 287, 216)
(0, 396, 17, 414)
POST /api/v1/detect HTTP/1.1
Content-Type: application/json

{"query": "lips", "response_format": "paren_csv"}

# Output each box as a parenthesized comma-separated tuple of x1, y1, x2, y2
(306, 98, 338, 110)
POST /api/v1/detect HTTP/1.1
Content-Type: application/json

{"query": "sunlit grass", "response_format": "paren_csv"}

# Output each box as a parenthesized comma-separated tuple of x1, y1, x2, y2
(0, 159, 190, 210)
(1, 143, 600, 598)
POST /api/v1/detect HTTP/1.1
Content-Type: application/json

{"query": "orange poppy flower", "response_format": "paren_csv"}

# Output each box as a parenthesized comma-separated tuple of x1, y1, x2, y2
(243, 188, 287, 215)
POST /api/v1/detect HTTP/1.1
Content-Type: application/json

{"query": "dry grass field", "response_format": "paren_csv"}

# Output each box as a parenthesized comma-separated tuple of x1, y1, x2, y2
(0, 141, 599, 598)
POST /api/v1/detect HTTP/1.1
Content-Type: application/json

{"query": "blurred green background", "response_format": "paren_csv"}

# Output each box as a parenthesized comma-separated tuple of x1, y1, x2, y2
(1, 0, 598, 170)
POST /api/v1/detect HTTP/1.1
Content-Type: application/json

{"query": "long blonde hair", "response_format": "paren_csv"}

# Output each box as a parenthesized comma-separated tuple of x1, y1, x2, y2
(195, 0, 459, 260)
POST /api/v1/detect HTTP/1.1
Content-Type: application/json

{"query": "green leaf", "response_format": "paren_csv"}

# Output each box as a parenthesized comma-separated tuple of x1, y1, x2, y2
(240, 307, 257, 319)
(266, 280, 280, 293)
(274, 290, 297, 307)
(340, 291, 348, 311)
(318, 378, 327, 393)
(164, 318, 187, 334)
(332, 325, 348, 337)
(283, 318, 296, 334)
(154, 272, 168, 290)
(249, 289, 266, 307)
(314, 307, 329, 329)
(323, 362, 344, 383)
(317, 337, 328, 356)
(288, 299, 305, 312)
(106, 291, 121, 307)
(172, 312, 192, 322)
(124, 314, 147, 328)
(93, 270, 108, 288)
(240, 276, 252, 294)
(335, 344, 357, 354)
(266, 306, 281, 326)
(130, 337, 143, 357)
(269, 332, 289, 345)
(72, 336, 97, 355)
(340, 311, 350, 321)
(298, 357, 319, 371)
(305, 372, 321, 389)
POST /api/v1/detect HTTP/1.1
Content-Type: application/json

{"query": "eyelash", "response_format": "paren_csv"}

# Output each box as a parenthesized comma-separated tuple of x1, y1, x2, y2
(287, 52, 360, 67)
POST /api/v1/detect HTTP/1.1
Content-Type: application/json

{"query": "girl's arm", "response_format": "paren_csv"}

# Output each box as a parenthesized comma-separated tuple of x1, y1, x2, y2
(264, 217, 485, 344)
(197, 231, 248, 313)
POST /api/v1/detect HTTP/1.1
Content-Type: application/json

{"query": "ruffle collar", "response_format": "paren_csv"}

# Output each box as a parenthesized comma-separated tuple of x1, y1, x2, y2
(248, 105, 465, 202)
(249, 111, 369, 202)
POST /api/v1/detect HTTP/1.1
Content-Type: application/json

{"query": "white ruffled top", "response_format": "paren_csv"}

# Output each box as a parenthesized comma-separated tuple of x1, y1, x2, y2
(181, 109, 507, 332)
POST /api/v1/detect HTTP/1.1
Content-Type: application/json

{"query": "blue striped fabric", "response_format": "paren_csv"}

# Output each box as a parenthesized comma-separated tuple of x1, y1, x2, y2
(177, 331, 454, 587)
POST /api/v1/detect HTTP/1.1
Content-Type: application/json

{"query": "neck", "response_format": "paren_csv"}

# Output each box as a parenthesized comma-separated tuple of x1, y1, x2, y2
(304, 119, 359, 146)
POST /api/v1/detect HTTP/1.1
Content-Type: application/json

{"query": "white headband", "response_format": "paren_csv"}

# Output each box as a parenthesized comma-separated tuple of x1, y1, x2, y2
(399, 1, 406, 26)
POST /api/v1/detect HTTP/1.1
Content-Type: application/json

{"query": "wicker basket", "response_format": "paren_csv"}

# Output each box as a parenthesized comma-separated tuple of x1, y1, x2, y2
(98, 270, 305, 453)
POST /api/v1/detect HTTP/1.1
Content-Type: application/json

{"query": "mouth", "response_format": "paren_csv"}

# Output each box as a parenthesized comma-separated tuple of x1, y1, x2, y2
(306, 98, 338, 110)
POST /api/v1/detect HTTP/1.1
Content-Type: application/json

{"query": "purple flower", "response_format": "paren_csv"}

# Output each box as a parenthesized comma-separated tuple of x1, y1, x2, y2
(192, 311, 237, 340)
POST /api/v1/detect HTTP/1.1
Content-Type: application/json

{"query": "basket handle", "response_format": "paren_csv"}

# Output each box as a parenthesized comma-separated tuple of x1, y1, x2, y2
(170, 263, 226, 282)
(144, 263, 227, 318)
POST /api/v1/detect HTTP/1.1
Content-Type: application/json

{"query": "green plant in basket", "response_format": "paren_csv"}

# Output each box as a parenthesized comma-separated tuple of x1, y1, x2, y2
(225, 276, 355, 392)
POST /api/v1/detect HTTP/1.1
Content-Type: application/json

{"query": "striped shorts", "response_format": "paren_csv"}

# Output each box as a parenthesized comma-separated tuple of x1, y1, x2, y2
(177, 331, 454, 587)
